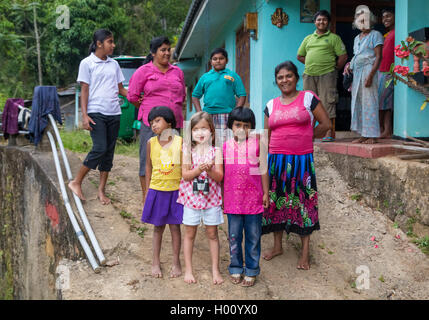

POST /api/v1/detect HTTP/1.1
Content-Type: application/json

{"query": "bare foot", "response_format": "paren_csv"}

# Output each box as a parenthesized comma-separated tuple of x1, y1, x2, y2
(212, 270, 224, 285)
(352, 137, 367, 144)
(97, 190, 111, 205)
(362, 138, 377, 144)
(297, 255, 310, 270)
(170, 263, 182, 278)
(152, 265, 163, 278)
(184, 272, 196, 284)
(262, 248, 283, 261)
(68, 180, 86, 201)
(379, 133, 392, 139)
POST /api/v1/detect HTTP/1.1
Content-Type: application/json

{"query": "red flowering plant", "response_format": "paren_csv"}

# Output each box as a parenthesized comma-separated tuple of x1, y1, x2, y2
(387, 36, 429, 110)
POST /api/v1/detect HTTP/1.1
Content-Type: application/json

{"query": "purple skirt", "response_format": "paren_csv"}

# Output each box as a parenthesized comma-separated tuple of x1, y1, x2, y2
(142, 189, 183, 226)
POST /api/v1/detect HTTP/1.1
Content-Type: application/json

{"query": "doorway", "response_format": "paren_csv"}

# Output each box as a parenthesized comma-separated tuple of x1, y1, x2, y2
(331, 0, 395, 131)
(236, 24, 250, 107)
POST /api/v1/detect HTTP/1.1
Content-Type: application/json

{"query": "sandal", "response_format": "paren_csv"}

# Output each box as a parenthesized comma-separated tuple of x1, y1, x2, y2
(322, 137, 335, 142)
(241, 276, 256, 287)
(229, 274, 242, 285)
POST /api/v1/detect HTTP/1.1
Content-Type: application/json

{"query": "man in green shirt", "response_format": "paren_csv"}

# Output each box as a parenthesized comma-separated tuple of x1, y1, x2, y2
(192, 48, 247, 146)
(297, 10, 347, 141)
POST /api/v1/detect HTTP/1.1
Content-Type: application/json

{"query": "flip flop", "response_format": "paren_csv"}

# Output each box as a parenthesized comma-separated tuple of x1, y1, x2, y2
(241, 276, 256, 287)
(229, 274, 242, 285)
(322, 137, 335, 142)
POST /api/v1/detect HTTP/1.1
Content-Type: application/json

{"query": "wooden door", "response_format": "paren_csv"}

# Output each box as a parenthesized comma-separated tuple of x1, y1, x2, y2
(236, 24, 250, 106)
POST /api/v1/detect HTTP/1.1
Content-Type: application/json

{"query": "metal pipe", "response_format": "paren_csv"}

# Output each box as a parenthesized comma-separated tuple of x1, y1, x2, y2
(75, 86, 80, 129)
(48, 114, 106, 265)
(46, 131, 100, 273)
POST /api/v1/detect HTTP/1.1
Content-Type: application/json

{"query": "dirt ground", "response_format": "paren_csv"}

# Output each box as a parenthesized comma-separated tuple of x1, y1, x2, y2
(61, 149, 429, 300)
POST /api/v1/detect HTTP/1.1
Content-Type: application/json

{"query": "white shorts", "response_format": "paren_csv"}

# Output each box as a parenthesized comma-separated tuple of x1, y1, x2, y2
(182, 206, 224, 226)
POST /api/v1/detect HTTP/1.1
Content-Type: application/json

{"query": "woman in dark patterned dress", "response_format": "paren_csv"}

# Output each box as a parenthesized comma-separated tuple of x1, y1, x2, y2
(262, 61, 331, 269)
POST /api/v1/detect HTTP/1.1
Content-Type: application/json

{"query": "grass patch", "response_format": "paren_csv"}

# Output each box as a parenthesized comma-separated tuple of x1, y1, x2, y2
(59, 128, 139, 158)
(379, 275, 385, 283)
(412, 236, 429, 255)
(59, 129, 92, 154)
(350, 194, 362, 201)
(89, 178, 99, 188)
(383, 200, 389, 208)
(120, 210, 132, 219)
(136, 226, 147, 239)
(115, 139, 139, 158)
(393, 222, 399, 229)
(406, 217, 417, 237)
(327, 250, 334, 255)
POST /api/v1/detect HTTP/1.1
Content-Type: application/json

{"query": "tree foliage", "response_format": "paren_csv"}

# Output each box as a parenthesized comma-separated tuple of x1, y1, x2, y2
(0, 0, 191, 109)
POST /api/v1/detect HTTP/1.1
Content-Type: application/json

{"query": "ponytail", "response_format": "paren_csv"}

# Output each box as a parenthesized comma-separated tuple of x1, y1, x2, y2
(88, 29, 113, 55)
(142, 53, 153, 65)
(88, 42, 97, 55)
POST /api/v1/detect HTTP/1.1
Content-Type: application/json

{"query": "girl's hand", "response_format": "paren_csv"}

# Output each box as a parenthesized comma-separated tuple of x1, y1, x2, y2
(199, 163, 213, 172)
(138, 93, 144, 104)
(263, 193, 269, 209)
(205, 163, 214, 172)
(82, 114, 95, 131)
(365, 75, 374, 88)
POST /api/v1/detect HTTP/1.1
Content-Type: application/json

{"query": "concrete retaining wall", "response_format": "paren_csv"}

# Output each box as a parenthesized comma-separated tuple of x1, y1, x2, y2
(0, 145, 84, 299)
(321, 149, 429, 235)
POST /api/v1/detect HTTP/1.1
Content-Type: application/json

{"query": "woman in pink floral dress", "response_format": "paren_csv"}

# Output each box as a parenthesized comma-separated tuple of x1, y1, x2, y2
(262, 61, 331, 270)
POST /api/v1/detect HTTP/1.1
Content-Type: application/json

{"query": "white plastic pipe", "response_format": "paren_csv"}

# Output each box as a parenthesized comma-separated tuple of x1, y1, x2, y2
(48, 114, 106, 265)
(46, 131, 100, 273)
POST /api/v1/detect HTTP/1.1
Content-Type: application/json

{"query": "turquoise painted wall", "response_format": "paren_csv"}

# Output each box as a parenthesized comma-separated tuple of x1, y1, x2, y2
(394, 0, 429, 138)
(185, 0, 330, 129)
(255, 0, 330, 129)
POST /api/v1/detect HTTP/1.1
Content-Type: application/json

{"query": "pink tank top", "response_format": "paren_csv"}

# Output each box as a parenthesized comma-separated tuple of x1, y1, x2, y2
(265, 91, 319, 155)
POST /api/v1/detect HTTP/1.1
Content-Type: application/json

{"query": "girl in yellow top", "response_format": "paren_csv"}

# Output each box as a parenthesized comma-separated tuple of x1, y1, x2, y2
(142, 106, 183, 278)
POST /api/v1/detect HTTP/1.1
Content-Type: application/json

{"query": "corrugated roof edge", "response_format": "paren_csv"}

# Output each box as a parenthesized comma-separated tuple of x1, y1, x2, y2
(173, 0, 204, 61)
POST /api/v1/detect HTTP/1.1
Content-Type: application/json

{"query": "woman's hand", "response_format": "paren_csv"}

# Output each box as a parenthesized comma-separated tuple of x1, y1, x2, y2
(263, 193, 269, 209)
(365, 74, 374, 88)
(344, 63, 352, 75)
(82, 114, 95, 131)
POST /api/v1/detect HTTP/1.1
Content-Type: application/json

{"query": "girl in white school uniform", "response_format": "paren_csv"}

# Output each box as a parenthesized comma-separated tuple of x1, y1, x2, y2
(69, 29, 127, 205)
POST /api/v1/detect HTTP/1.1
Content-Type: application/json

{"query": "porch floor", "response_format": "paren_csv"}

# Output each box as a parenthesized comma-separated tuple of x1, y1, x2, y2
(315, 131, 428, 159)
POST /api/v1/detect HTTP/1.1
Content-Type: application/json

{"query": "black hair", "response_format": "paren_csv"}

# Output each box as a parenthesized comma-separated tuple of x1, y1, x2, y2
(227, 107, 256, 130)
(381, 8, 395, 15)
(142, 36, 171, 65)
(210, 48, 228, 60)
(147, 106, 176, 129)
(89, 29, 113, 55)
(275, 61, 300, 82)
(313, 10, 331, 23)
